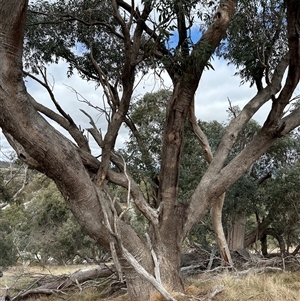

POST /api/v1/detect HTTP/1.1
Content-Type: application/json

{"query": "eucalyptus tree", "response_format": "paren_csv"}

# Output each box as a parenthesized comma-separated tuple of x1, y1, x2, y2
(243, 132, 300, 253)
(23, 176, 103, 265)
(1, 1, 300, 300)
(243, 164, 300, 256)
(224, 126, 300, 252)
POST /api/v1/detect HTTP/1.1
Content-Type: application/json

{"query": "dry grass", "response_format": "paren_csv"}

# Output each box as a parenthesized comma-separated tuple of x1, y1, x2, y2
(1, 266, 300, 300)
(0, 264, 99, 299)
(187, 271, 300, 301)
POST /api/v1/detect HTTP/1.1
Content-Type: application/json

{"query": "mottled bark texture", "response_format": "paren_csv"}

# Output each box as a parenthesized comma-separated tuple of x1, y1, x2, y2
(1, 1, 300, 300)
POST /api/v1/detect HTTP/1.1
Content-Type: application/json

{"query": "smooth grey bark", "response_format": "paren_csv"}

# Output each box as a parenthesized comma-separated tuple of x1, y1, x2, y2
(228, 214, 246, 251)
(189, 103, 233, 265)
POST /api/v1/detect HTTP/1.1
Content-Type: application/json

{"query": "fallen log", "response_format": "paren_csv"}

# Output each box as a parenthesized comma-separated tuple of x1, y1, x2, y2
(4, 264, 117, 301)
(37, 263, 116, 290)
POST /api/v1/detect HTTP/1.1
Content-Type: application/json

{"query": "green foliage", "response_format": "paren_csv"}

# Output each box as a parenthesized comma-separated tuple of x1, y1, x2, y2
(253, 131, 300, 177)
(0, 172, 105, 266)
(0, 171, 10, 203)
(0, 235, 17, 267)
(0, 204, 25, 267)
(24, 0, 222, 83)
(121, 90, 170, 205)
(257, 165, 300, 248)
(23, 177, 103, 264)
(25, 0, 124, 82)
(218, 0, 287, 87)
(224, 175, 257, 216)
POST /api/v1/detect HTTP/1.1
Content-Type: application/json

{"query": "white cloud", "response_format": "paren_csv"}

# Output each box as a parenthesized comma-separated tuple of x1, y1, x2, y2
(195, 58, 256, 123)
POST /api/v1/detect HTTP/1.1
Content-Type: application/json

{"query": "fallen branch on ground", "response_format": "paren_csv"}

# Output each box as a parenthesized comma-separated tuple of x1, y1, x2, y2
(2, 264, 117, 301)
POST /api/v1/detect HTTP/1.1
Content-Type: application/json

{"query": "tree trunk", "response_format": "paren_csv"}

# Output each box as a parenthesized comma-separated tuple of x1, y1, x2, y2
(189, 103, 233, 265)
(244, 216, 273, 248)
(211, 194, 233, 265)
(261, 235, 268, 256)
(228, 212, 246, 251)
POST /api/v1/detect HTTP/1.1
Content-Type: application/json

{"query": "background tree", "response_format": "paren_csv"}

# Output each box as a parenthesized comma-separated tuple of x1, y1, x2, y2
(0, 201, 26, 267)
(0, 169, 105, 267)
(24, 176, 102, 265)
(1, 1, 300, 300)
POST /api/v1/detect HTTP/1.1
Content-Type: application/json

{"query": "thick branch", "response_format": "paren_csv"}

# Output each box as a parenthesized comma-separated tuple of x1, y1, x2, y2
(263, 0, 300, 129)
(188, 101, 232, 265)
(184, 54, 289, 237)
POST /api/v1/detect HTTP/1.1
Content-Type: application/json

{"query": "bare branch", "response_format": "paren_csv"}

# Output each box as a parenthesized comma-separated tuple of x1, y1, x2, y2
(12, 165, 28, 201)
(24, 73, 91, 152)
(106, 168, 160, 227)
(28, 9, 125, 41)
(103, 191, 175, 301)
(24, 69, 75, 125)
(89, 46, 120, 113)
(188, 102, 213, 163)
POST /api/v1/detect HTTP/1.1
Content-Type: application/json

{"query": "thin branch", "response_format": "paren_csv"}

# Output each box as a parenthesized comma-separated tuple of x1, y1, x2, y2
(28, 10, 125, 41)
(24, 69, 75, 125)
(24, 73, 91, 152)
(145, 233, 161, 284)
(188, 102, 213, 163)
(89, 45, 120, 113)
(12, 165, 28, 201)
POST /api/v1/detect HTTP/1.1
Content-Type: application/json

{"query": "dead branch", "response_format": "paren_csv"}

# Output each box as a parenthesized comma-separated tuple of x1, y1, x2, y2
(99, 179, 176, 301)
(237, 266, 282, 276)
(3, 265, 116, 301)
(12, 165, 28, 201)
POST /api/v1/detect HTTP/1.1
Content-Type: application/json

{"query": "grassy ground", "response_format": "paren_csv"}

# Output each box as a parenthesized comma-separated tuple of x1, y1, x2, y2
(186, 271, 300, 301)
(1, 265, 300, 300)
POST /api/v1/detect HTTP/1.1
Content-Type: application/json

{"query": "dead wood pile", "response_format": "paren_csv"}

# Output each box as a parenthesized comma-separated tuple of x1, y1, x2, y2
(1, 250, 299, 301)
